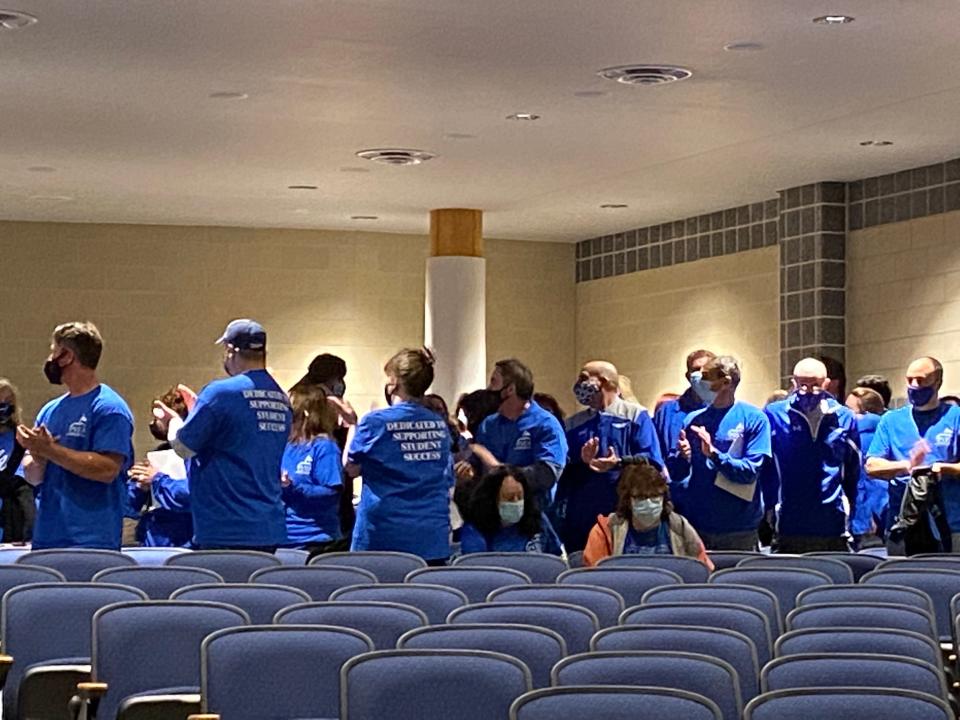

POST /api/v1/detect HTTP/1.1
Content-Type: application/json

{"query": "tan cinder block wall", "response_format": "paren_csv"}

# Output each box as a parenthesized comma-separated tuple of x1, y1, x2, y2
(575, 246, 781, 411)
(0, 222, 576, 453)
(847, 210, 960, 401)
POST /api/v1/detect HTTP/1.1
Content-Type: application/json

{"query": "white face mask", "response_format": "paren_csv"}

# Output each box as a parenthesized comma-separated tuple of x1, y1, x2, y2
(631, 497, 663, 522)
(498, 500, 525, 526)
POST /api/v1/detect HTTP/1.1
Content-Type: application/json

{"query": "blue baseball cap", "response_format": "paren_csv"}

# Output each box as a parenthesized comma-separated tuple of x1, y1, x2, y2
(215, 318, 267, 351)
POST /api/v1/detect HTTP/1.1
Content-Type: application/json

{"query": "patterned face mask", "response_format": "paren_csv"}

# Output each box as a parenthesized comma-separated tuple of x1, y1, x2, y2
(573, 380, 600, 406)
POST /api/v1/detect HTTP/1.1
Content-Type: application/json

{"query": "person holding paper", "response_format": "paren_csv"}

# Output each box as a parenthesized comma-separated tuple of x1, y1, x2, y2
(666, 355, 771, 550)
(866, 356, 960, 554)
(763, 358, 861, 553)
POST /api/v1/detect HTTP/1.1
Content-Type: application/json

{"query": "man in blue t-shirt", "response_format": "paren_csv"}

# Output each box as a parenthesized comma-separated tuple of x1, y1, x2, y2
(158, 319, 291, 551)
(471, 359, 568, 501)
(556, 360, 663, 552)
(866, 356, 960, 554)
(763, 358, 861, 553)
(652, 349, 716, 513)
(666, 355, 771, 550)
(18, 322, 134, 549)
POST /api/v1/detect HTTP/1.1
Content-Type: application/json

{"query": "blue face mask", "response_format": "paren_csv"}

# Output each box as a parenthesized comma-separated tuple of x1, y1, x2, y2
(908, 384, 936, 407)
(690, 373, 718, 404)
(498, 500, 524, 526)
(793, 390, 822, 413)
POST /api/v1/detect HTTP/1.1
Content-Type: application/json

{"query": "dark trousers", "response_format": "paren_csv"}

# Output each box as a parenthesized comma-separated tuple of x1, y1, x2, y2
(699, 530, 759, 551)
(777, 535, 849, 553)
(198, 545, 278, 553)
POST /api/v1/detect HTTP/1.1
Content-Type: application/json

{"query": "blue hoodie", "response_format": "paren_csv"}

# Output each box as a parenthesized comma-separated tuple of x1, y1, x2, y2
(763, 394, 861, 537)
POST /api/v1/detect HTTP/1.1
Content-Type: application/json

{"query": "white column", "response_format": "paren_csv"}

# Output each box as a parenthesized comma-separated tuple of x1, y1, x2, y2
(424, 255, 487, 403)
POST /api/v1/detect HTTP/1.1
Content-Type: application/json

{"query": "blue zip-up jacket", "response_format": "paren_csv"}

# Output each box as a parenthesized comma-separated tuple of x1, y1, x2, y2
(666, 401, 771, 534)
(129, 474, 193, 547)
(850, 413, 886, 535)
(556, 398, 663, 552)
(653, 387, 704, 513)
(763, 394, 861, 537)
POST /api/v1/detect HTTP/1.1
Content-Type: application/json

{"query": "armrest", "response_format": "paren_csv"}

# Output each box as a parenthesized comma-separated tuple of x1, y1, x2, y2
(20, 663, 91, 720)
(0, 653, 12, 687)
(118, 690, 201, 719)
(71, 681, 108, 720)
(188, 715, 221, 720)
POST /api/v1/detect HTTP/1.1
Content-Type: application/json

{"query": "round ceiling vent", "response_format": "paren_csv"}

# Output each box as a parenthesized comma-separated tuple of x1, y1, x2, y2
(597, 64, 693, 86)
(355, 148, 436, 166)
(0, 9, 37, 29)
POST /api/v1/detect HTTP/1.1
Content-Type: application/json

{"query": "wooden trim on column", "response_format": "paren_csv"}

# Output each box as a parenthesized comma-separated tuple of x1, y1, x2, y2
(430, 208, 483, 257)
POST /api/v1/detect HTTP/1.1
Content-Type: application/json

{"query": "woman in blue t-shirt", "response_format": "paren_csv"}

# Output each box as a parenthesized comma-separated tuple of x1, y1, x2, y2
(281, 384, 344, 555)
(346, 348, 453, 564)
(460, 464, 560, 555)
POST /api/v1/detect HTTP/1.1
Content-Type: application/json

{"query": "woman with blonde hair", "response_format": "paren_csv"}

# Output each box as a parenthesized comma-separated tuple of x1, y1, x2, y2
(346, 348, 453, 564)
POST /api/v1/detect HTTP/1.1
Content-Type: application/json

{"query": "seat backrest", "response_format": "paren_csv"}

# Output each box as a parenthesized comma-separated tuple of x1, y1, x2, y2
(91, 600, 249, 720)
(249, 565, 378, 600)
(620, 602, 772, 666)
(709, 567, 832, 617)
(557, 567, 682, 605)
(488, 584, 624, 627)
(861, 567, 960, 640)
(405, 566, 531, 603)
(16, 549, 137, 581)
(760, 653, 947, 699)
(341, 649, 532, 720)
(330, 583, 468, 624)
(785, 602, 937, 639)
(796, 583, 933, 613)
(275, 548, 310, 566)
(92, 566, 224, 599)
(743, 688, 952, 720)
(0, 547, 34, 564)
(642, 583, 782, 635)
(121, 547, 191, 566)
(597, 555, 710, 583)
(170, 583, 310, 624)
(774, 627, 941, 667)
(552, 651, 741, 720)
(591, 625, 759, 702)
(452, 553, 568, 583)
(309, 551, 427, 582)
(877, 557, 960, 571)
(449, 602, 599, 654)
(0, 564, 66, 599)
(510, 686, 723, 720)
(803, 552, 883, 581)
(164, 550, 282, 582)
(736, 555, 854, 584)
(201, 625, 373, 719)
(275, 601, 428, 649)
(566, 551, 584, 569)
(1, 583, 148, 718)
(398, 623, 565, 689)
(707, 551, 764, 571)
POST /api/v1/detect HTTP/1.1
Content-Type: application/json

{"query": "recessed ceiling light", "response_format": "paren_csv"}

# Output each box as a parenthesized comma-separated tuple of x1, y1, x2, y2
(355, 148, 436, 166)
(0, 10, 37, 30)
(339, 166, 371, 173)
(506, 113, 540, 121)
(598, 65, 693, 86)
(724, 41, 765, 52)
(350, 215, 379, 221)
(813, 14, 854, 24)
(287, 184, 318, 190)
(859, 140, 893, 146)
(600, 203, 629, 209)
(209, 91, 249, 100)
(444, 132, 477, 140)
(27, 165, 56, 173)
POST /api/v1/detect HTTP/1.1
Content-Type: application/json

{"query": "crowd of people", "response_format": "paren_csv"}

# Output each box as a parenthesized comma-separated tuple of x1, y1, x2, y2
(1, 317, 959, 562)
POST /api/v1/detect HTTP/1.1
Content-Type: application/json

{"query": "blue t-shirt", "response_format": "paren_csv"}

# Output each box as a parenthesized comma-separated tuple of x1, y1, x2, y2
(281, 436, 343, 546)
(130, 472, 193, 547)
(764, 395, 861, 537)
(556, 401, 663, 551)
(666, 401, 772, 534)
(0, 430, 16, 475)
(348, 401, 453, 560)
(177, 370, 291, 547)
(867, 402, 960, 528)
(623, 521, 673, 555)
(475, 401, 568, 498)
(459, 519, 560, 555)
(851, 413, 887, 536)
(32, 384, 134, 550)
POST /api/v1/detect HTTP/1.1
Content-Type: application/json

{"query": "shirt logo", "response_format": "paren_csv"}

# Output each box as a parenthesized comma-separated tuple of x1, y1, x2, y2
(514, 431, 532, 451)
(295, 456, 313, 476)
(67, 415, 88, 439)
(726, 423, 745, 442)
(935, 427, 954, 448)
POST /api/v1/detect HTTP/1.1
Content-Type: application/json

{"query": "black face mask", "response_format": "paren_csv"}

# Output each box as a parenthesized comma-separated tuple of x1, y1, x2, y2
(43, 353, 66, 385)
(0, 402, 13, 426)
